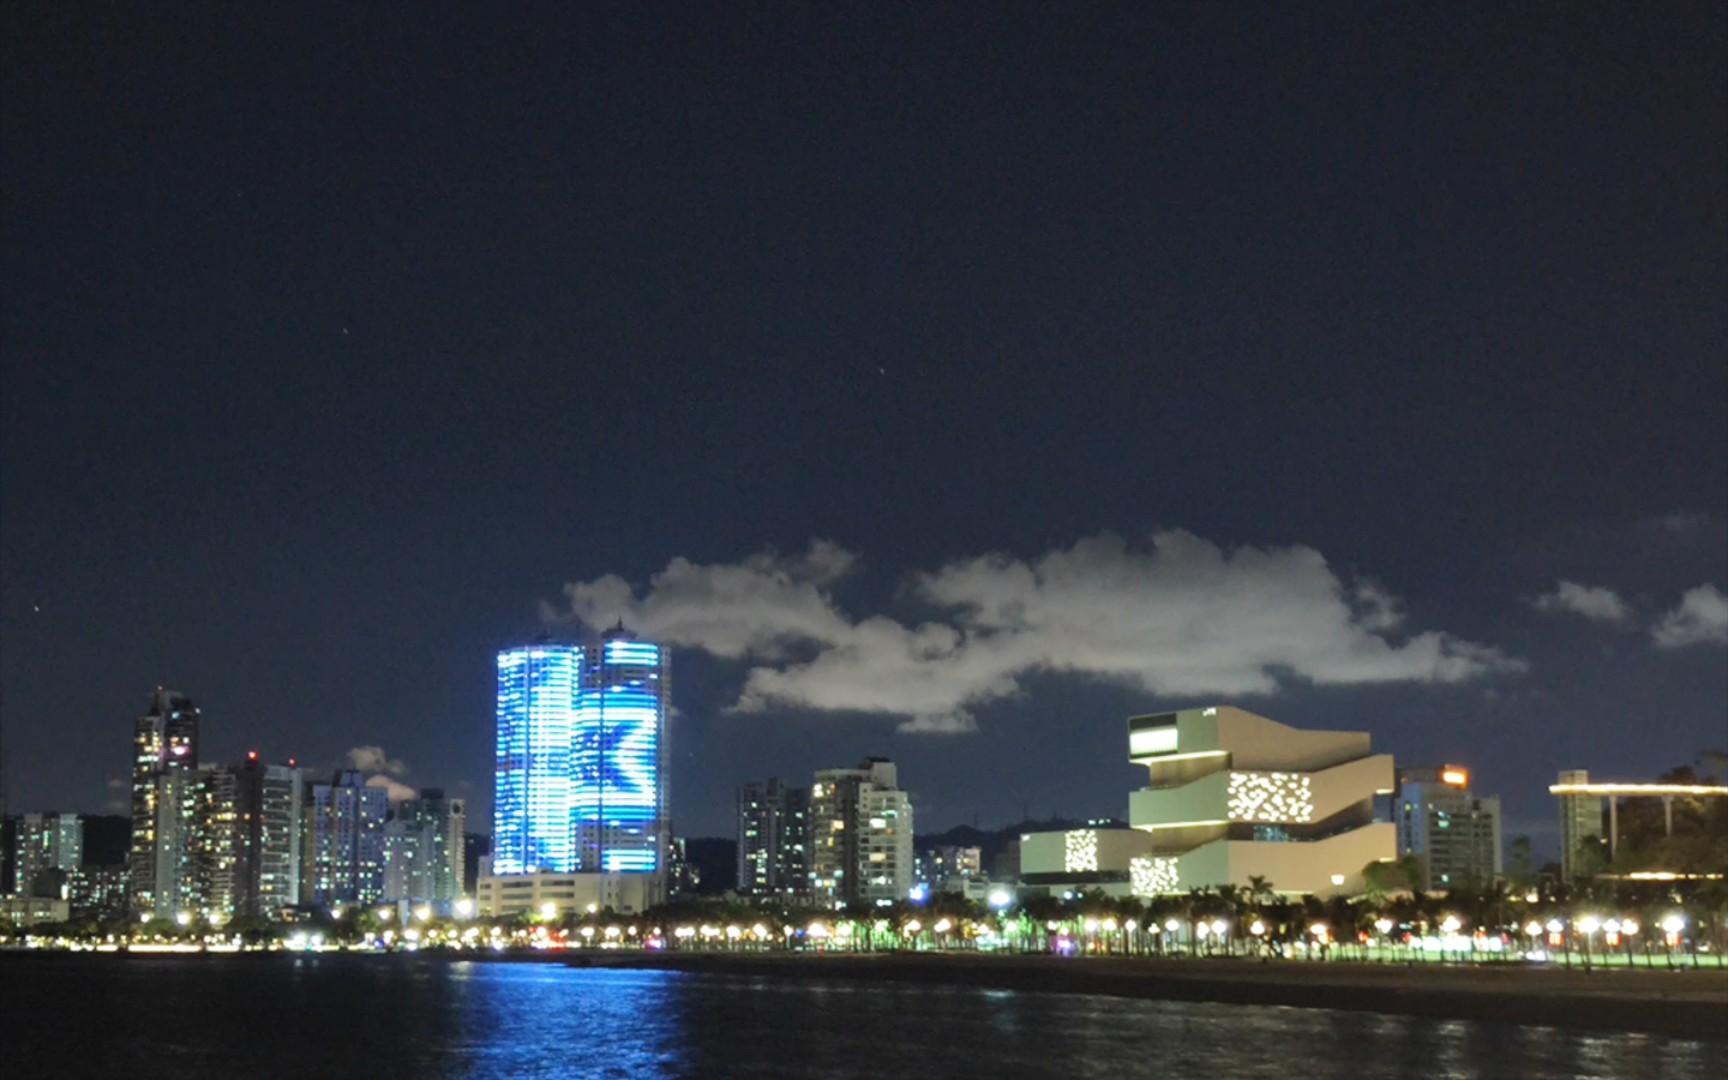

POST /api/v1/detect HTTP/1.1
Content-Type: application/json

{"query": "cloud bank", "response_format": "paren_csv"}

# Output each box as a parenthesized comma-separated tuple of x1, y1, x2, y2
(1652, 584, 1728, 648)
(346, 745, 409, 776)
(553, 531, 1523, 734)
(1531, 581, 1631, 623)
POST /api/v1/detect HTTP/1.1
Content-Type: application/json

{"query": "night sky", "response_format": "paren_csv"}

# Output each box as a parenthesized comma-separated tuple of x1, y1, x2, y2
(3, 5, 1724, 854)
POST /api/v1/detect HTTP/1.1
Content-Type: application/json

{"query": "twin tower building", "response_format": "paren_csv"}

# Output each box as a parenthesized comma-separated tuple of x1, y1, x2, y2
(479, 628, 671, 915)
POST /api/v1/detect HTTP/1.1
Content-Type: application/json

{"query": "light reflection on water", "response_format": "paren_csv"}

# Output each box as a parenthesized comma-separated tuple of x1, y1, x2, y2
(4, 954, 1716, 1080)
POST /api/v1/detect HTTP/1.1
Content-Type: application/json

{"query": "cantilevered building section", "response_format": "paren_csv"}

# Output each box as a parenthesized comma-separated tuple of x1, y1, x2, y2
(1549, 770, 1728, 880)
(1125, 706, 1396, 897)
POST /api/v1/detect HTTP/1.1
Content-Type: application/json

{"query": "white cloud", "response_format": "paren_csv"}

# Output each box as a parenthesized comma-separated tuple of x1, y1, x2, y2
(1531, 581, 1631, 624)
(364, 774, 418, 802)
(346, 745, 409, 776)
(1656, 511, 1707, 535)
(1652, 584, 1728, 648)
(555, 540, 857, 660)
(552, 531, 1523, 734)
(896, 712, 980, 735)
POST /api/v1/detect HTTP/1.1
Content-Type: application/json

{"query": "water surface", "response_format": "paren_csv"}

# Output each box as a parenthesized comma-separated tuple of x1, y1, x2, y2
(3, 953, 1713, 1079)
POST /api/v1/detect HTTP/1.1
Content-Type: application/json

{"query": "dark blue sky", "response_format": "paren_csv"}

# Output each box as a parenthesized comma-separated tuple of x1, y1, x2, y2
(3, 4, 1724, 850)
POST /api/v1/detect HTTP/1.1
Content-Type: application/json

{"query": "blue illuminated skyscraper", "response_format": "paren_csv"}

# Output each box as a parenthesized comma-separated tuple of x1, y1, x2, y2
(574, 628, 668, 873)
(493, 644, 582, 875)
(492, 630, 668, 879)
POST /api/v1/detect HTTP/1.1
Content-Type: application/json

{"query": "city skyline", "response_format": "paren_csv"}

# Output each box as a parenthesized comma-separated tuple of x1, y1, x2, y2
(2, 5, 1724, 848)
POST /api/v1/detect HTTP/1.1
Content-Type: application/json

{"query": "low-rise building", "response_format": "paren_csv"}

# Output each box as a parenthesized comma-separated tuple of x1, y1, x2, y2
(476, 870, 661, 916)
(1, 896, 71, 927)
(1018, 824, 1150, 898)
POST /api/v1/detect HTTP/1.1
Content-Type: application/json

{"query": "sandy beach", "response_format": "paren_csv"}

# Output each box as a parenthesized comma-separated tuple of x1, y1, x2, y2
(578, 951, 1728, 1041)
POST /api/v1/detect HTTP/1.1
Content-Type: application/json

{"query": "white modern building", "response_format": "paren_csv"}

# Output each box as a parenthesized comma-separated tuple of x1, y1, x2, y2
(1124, 706, 1397, 896)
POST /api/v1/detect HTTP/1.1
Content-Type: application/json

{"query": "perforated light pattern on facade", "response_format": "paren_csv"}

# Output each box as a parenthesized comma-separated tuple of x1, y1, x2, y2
(1226, 771, 1315, 823)
(1064, 829, 1100, 873)
(1130, 855, 1179, 896)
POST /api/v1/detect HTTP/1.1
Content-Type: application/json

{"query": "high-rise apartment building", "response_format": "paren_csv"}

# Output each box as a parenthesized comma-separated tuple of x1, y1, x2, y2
(382, 788, 463, 910)
(176, 756, 306, 920)
(128, 689, 201, 916)
(232, 757, 304, 916)
(189, 765, 241, 916)
(15, 812, 82, 899)
(736, 777, 811, 898)
(492, 631, 667, 877)
(810, 758, 914, 907)
(1395, 765, 1502, 891)
(306, 770, 388, 908)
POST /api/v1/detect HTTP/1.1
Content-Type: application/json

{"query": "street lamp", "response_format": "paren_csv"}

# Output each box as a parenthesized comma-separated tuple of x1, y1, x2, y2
(1309, 922, 1329, 956)
(1661, 913, 1686, 964)
(1577, 915, 1601, 967)
(1374, 917, 1394, 959)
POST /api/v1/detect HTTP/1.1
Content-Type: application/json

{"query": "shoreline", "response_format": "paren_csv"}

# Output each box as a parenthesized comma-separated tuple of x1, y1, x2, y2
(575, 951, 1728, 1041)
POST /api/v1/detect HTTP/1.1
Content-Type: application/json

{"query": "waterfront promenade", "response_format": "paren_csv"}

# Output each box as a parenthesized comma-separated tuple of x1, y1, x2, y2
(597, 951, 1728, 1041)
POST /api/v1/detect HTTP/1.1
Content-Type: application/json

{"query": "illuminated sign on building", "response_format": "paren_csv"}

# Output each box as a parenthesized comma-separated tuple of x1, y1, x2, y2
(1441, 767, 1468, 787)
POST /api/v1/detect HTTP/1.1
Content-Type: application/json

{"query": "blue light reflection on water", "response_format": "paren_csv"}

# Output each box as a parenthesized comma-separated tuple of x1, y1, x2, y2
(3, 954, 1717, 1080)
